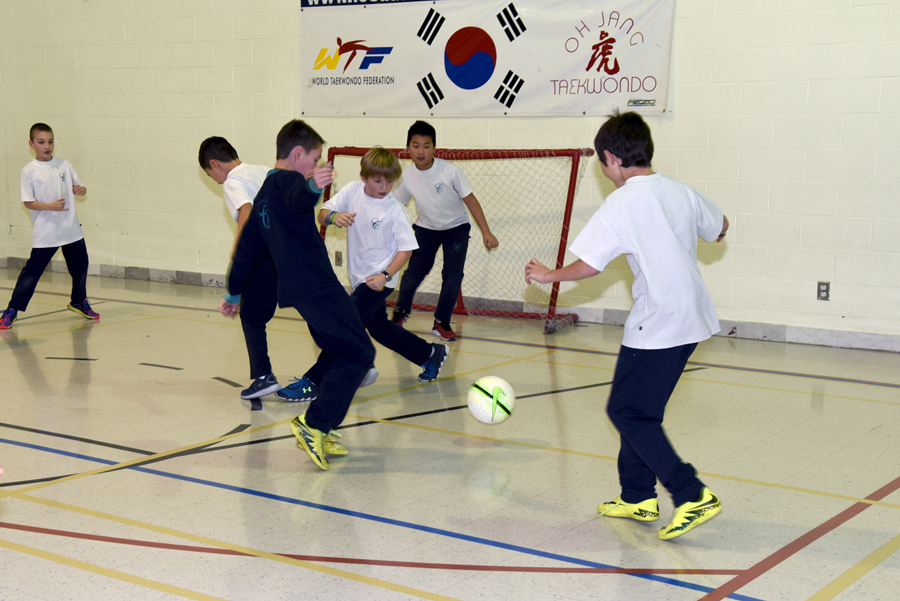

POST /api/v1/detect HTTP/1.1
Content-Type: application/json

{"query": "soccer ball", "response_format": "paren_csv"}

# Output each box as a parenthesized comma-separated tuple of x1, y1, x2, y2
(467, 376, 515, 424)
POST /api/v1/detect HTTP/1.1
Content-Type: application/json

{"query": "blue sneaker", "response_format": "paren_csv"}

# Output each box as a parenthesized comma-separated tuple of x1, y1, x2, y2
(0, 308, 17, 330)
(418, 343, 449, 382)
(275, 375, 318, 402)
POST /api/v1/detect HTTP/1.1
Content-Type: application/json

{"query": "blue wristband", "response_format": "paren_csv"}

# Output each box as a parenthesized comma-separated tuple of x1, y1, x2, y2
(223, 293, 240, 304)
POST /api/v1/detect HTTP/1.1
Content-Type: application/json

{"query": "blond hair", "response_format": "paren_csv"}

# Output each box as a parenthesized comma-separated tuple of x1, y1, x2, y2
(360, 146, 401, 181)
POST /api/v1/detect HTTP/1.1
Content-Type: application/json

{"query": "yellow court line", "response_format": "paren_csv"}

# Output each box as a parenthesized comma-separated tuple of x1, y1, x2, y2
(344, 413, 900, 511)
(346, 411, 618, 461)
(805, 531, 900, 600)
(678, 375, 900, 407)
(2, 490, 462, 601)
(0, 538, 226, 601)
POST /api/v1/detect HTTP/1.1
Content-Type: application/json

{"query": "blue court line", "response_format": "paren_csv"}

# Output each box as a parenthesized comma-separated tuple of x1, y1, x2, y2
(0, 437, 765, 601)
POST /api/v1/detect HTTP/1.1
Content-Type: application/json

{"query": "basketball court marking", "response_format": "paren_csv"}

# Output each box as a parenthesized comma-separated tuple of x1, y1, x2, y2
(4, 428, 896, 599)
(5, 290, 899, 598)
(0, 490, 465, 601)
(0, 441, 765, 601)
(0, 521, 745, 575)
(697, 474, 900, 601)
(0, 537, 228, 601)
(806, 531, 900, 600)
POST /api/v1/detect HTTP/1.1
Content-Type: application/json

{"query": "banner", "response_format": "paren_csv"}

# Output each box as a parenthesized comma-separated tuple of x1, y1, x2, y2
(300, 0, 675, 117)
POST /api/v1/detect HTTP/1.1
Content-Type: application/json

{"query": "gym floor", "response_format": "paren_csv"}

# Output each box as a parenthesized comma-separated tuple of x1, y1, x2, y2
(1, 268, 898, 601)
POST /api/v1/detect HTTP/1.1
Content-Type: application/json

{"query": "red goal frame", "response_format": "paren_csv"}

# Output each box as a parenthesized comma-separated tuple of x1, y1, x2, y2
(321, 146, 593, 332)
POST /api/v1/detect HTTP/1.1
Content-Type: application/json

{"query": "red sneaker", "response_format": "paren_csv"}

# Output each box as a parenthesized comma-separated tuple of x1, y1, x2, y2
(431, 320, 457, 341)
(392, 309, 409, 326)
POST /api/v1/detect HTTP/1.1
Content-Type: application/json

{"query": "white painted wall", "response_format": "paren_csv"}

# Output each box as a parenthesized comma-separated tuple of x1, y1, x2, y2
(2, 0, 900, 342)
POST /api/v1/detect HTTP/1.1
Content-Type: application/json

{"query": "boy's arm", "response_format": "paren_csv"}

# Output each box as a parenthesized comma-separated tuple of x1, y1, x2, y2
(525, 258, 599, 285)
(716, 215, 729, 242)
(70, 163, 86, 195)
(21, 169, 66, 211)
(230, 203, 253, 257)
(462, 193, 499, 250)
(23, 200, 67, 211)
(222, 218, 264, 316)
(365, 250, 412, 291)
(317, 207, 356, 228)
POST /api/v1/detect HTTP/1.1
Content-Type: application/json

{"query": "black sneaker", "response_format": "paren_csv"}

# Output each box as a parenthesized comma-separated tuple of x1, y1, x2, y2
(418, 343, 449, 382)
(241, 373, 280, 400)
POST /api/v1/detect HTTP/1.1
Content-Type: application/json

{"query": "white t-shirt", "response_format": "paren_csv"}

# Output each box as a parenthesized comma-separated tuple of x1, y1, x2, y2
(322, 180, 418, 290)
(569, 172, 723, 350)
(391, 157, 472, 231)
(223, 162, 268, 222)
(21, 157, 85, 248)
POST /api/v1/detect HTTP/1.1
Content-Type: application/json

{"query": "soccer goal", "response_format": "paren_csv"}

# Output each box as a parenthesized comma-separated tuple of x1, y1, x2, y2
(320, 146, 594, 334)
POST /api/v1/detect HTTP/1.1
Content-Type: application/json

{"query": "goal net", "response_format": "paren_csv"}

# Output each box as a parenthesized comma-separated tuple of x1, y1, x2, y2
(321, 146, 594, 334)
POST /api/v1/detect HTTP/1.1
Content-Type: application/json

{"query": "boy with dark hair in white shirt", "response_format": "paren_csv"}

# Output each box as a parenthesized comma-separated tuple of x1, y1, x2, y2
(2, 123, 97, 330)
(199, 136, 279, 400)
(526, 111, 729, 540)
(390, 120, 499, 342)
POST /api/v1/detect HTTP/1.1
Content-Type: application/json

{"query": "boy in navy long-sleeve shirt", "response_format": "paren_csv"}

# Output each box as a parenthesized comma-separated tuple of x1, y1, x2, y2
(222, 120, 375, 471)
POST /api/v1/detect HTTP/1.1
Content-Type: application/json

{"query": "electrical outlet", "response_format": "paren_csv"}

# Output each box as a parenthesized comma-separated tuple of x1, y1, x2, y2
(335, 251, 342, 267)
(817, 281, 830, 301)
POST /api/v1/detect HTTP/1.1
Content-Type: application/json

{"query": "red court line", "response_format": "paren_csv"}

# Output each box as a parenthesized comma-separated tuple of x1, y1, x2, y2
(699, 474, 900, 600)
(0, 521, 741, 575)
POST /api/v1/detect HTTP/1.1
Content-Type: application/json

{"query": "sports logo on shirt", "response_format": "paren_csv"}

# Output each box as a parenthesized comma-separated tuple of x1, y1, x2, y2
(59, 172, 67, 183)
(435, 183, 444, 193)
(257, 199, 270, 229)
(371, 218, 382, 230)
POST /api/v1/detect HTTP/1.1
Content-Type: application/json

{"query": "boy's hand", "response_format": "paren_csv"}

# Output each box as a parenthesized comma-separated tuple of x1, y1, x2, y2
(483, 232, 499, 250)
(72, 185, 87, 196)
(716, 215, 730, 242)
(525, 258, 551, 285)
(364, 273, 386, 291)
(311, 162, 335, 190)
(219, 299, 239, 318)
(50, 199, 68, 211)
(333, 212, 356, 228)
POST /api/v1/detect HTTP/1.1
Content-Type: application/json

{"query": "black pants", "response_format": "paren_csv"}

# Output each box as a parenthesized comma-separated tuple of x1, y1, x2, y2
(605, 343, 705, 508)
(307, 284, 432, 384)
(238, 249, 277, 380)
(292, 287, 375, 434)
(394, 223, 470, 323)
(9, 238, 89, 311)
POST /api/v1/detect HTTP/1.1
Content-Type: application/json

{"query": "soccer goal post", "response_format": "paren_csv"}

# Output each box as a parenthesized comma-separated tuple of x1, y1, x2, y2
(321, 146, 594, 334)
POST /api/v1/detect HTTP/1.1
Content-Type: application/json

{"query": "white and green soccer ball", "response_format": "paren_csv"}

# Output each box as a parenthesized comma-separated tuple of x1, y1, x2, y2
(467, 376, 515, 424)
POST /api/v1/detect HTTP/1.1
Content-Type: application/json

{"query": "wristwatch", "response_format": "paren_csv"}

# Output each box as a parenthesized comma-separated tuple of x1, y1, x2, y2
(381, 270, 393, 282)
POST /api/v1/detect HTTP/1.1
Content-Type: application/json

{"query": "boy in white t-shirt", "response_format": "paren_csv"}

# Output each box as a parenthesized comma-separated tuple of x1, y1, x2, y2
(1, 123, 97, 330)
(525, 112, 729, 541)
(277, 147, 449, 401)
(199, 136, 280, 400)
(389, 120, 499, 342)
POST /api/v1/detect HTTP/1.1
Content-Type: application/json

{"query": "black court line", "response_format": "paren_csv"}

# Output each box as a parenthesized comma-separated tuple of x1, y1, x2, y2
(1, 368, 709, 481)
(7, 284, 897, 389)
(213, 377, 242, 388)
(0, 421, 154, 455)
(46, 357, 97, 361)
(139, 363, 183, 371)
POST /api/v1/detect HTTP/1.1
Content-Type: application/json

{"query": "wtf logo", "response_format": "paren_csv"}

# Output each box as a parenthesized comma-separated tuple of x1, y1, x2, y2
(314, 37, 393, 72)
